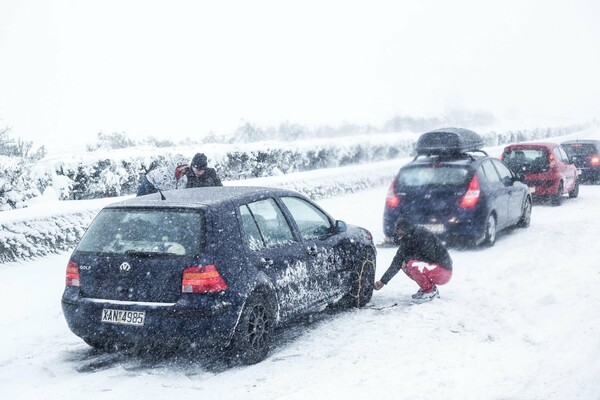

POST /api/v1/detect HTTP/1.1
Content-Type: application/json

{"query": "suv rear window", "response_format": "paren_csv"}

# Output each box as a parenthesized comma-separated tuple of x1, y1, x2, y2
(562, 143, 597, 156)
(397, 166, 469, 187)
(503, 148, 549, 173)
(76, 208, 203, 256)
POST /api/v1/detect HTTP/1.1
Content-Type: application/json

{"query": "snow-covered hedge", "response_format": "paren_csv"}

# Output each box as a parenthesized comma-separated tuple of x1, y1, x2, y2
(0, 210, 98, 263)
(0, 125, 583, 209)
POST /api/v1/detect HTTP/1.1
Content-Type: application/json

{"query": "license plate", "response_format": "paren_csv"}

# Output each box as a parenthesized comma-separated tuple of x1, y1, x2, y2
(101, 308, 145, 326)
(419, 224, 445, 234)
(528, 186, 536, 193)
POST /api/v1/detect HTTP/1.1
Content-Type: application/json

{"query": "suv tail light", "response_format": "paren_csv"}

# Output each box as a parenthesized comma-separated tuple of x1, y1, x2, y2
(591, 155, 600, 166)
(66, 260, 80, 287)
(460, 174, 481, 208)
(182, 265, 228, 293)
(386, 182, 400, 207)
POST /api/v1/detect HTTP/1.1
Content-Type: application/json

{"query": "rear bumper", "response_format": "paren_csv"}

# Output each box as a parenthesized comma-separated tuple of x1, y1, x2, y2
(576, 167, 600, 181)
(524, 176, 560, 196)
(383, 206, 486, 242)
(61, 292, 237, 349)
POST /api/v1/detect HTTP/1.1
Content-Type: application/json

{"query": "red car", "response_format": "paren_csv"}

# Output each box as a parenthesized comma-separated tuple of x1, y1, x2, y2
(500, 142, 579, 206)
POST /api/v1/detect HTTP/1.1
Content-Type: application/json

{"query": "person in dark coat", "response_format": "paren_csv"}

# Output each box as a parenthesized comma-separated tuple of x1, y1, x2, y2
(374, 218, 453, 302)
(186, 153, 222, 188)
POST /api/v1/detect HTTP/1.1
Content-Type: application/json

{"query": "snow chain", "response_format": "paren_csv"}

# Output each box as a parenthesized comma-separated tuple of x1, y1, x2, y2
(355, 255, 375, 308)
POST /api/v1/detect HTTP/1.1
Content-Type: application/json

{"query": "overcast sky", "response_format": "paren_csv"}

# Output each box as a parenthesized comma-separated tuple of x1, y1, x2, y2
(1, 0, 599, 153)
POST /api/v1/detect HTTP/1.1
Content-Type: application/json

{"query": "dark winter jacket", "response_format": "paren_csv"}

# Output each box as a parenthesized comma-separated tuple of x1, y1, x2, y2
(380, 226, 453, 285)
(136, 175, 158, 196)
(185, 168, 223, 188)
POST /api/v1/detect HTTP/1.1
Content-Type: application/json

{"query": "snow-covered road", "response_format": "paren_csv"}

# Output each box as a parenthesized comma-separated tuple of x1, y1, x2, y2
(1, 184, 600, 400)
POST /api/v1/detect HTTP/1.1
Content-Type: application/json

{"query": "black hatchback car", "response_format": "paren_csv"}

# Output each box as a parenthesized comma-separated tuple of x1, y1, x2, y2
(62, 186, 376, 364)
(561, 139, 600, 183)
(383, 128, 532, 246)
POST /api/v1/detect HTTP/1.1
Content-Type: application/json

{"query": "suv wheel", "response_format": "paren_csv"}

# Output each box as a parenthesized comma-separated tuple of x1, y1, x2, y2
(230, 294, 273, 365)
(517, 198, 532, 228)
(552, 181, 564, 206)
(482, 214, 497, 247)
(568, 179, 579, 198)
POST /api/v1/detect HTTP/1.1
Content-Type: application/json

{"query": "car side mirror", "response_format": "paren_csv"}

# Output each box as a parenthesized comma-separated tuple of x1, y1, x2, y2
(335, 220, 347, 233)
(513, 172, 525, 182)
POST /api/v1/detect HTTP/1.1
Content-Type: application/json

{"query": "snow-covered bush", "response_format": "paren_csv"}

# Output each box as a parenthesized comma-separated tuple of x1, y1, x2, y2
(0, 210, 98, 263)
(0, 125, 585, 208)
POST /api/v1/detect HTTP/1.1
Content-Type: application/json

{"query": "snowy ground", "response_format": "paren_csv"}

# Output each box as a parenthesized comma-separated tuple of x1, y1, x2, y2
(1, 181, 600, 399)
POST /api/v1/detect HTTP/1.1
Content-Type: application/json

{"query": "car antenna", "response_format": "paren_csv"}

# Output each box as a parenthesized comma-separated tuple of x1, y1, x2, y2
(142, 163, 166, 201)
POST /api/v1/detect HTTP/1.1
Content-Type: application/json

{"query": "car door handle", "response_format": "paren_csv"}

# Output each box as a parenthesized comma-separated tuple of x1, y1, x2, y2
(260, 257, 274, 266)
(307, 246, 318, 256)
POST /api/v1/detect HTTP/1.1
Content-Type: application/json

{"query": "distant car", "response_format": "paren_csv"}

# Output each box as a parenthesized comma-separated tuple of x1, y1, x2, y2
(62, 186, 376, 364)
(561, 140, 600, 184)
(500, 142, 579, 205)
(383, 128, 532, 247)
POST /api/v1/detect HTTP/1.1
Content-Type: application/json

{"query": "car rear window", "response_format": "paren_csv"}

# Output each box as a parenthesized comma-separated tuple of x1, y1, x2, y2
(397, 165, 469, 187)
(562, 143, 597, 156)
(76, 208, 203, 256)
(502, 148, 549, 173)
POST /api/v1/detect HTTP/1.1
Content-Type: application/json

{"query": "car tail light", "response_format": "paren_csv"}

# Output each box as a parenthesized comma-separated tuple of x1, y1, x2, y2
(460, 174, 481, 208)
(66, 260, 80, 287)
(548, 152, 556, 168)
(591, 155, 600, 166)
(182, 265, 228, 293)
(386, 182, 400, 207)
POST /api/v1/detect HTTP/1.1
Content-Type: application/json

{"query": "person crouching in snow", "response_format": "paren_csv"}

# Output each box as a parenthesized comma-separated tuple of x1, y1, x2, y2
(374, 218, 452, 303)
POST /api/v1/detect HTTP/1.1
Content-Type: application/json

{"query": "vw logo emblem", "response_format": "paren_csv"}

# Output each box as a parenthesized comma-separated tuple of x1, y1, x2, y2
(119, 262, 132, 273)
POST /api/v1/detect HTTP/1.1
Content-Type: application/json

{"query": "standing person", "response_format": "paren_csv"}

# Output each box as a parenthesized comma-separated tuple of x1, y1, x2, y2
(374, 218, 452, 303)
(186, 153, 223, 188)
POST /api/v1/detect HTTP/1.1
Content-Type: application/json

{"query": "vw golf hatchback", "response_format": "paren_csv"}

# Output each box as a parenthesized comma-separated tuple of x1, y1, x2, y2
(62, 186, 376, 364)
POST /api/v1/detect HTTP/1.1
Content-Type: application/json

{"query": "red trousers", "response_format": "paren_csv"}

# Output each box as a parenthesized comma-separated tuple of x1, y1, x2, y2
(402, 260, 452, 292)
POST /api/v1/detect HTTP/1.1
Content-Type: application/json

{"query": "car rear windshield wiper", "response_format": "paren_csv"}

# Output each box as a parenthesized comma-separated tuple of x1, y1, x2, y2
(124, 250, 168, 258)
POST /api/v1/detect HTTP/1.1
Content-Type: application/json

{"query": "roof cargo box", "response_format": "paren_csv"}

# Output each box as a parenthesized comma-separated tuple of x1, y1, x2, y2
(416, 128, 484, 155)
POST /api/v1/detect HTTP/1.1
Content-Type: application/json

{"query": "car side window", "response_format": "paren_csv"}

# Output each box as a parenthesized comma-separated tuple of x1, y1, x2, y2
(246, 198, 296, 248)
(480, 160, 501, 182)
(239, 205, 265, 251)
(553, 147, 565, 163)
(491, 159, 514, 184)
(558, 147, 570, 162)
(281, 197, 332, 240)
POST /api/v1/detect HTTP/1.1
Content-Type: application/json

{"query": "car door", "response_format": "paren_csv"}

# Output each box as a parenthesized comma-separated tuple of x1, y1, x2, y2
(478, 160, 510, 229)
(237, 198, 311, 320)
(278, 196, 347, 304)
(557, 146, 577, 191)
(492, 159, 524, 225)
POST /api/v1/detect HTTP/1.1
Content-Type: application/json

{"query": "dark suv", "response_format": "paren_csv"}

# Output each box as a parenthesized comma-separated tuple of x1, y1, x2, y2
(561, 140, 600, 184)
(62, 186, 376, 364)
(383, 128, 532, 246)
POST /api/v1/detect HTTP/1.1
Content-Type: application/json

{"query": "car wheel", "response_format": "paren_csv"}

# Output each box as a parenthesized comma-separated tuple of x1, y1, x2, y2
(482, 214, 497, 247)
(517, 198, 532, 228)
(230, 293, 273, 365)
(341, 250, 376, 308)
(551, 181, 564, 206)
(569, 179, 579, 198)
